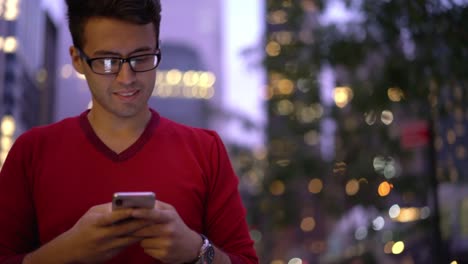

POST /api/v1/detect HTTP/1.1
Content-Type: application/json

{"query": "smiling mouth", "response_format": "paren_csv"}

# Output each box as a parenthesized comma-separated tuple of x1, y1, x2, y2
(115, 90, 139, 97)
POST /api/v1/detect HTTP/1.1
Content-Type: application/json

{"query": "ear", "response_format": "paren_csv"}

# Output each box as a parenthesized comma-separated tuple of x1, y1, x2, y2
(69, 46, 85, 74)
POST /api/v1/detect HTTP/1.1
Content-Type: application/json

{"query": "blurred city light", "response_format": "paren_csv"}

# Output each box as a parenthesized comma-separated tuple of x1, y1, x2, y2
(384, 241, 394, 254)
(308, 178, 323, 194)
(378, 181, 393, 197)
(381, 110, 394, 125)
(266, 41, 281, 57)
(333, 86, 353, 108)
(345, 179, 359, 196)
(250, 229, 262, 243)
(268, 10, 288, 25)
(61, 64, 74, 79)
(354, 226, 368, 240)
(392, 241, 405, 254)
(270, 180, 286, 196)
(364, 110, 377, 125)
(388, 204, 401, 219)
(271, 260, 285, 264)
(300, 217, 316, 232)
(166, 69, 182, 85)
(304, 130, 320, 146)
(420, 206, 431, 219)
(277, 100, 294, 115)
(277, 79, 294, 95)
(1, 136, 12, 151)
(36, 69, 47, 84)
(387, 87, 404, 102)
(372, 216, 385, 231)
(3, 36, 17, 53)
(394, 207, 420, 223)
(1, 116, 15, 136)
(153, 70, 216, 99)
(4, 0, 20, 21)
(288, 258, 302, 264)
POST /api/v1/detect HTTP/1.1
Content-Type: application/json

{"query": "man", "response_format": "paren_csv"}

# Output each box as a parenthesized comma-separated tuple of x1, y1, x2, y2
(0, 0, 258, 263)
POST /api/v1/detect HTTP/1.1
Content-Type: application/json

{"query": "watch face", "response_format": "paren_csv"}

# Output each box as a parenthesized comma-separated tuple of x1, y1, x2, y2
(206, 245, 215, 262)
(200, 235, 215, 264)
(200, 246, 214, 264)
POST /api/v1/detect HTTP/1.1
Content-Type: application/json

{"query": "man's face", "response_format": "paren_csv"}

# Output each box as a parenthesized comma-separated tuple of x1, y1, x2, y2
(70, 18, 158, 119)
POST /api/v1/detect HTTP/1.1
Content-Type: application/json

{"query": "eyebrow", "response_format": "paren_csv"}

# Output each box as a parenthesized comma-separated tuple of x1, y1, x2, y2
(92, 47, 155, 57)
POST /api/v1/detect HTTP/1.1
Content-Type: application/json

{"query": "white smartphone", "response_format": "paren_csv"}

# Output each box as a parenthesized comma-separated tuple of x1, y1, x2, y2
(112, 192, 156, 210)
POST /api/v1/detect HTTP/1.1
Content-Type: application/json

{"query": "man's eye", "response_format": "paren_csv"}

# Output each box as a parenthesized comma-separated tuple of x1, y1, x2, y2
(132, 56, 151, 63)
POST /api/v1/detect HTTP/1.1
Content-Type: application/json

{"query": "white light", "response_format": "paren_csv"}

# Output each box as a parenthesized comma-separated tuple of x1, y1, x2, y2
(250, 229, 262, 243)
(61, 64, 74, 79)
(355, 226, 368, 240)
(373, 156, 386, 172)
(365, 111, 377, 125)
(166, 69, 182, 85)
(384, 164, 396, 179)
(1, 136, 13, 151)
(3, 36, 17, 53)
(199, 72, 216, 87)
(288, 258, 302, 264)
(372, 216, 385, 231)
(4, 0, 19, 21)
(420, 207, 431, 219)
(1, 115, 15, 136)
(4, 7, 19, 21)
(389, 204, 401, 219)
(381, 110, 394, 125)
(0, 150, 8, 164)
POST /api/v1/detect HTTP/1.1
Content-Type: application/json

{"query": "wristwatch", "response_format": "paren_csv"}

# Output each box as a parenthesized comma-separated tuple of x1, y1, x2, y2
(194, 234, 215, 264)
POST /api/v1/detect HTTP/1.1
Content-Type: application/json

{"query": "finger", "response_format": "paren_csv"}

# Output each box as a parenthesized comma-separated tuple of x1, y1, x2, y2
(108, 219, 153, 237)
(140, 237, 171, 249)
(154, 200, 174, 210)
(142, 248, 168, 259)
(106, 235, 143, 250)
(131, 223, 166, 237)
(91, 202, 113, 213)
(95, 209, 134, 226)
(131, 208, 173, 223)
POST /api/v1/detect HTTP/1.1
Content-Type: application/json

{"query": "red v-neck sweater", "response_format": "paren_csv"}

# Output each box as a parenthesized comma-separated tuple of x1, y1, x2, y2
(0, 109, 258, 263)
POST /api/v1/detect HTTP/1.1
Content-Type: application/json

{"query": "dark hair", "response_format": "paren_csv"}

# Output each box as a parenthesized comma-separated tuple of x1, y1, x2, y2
(66, 0, 162, 49)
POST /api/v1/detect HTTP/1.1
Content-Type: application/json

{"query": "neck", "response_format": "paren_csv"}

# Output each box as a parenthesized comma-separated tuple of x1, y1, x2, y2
(87, 108, 152, 137)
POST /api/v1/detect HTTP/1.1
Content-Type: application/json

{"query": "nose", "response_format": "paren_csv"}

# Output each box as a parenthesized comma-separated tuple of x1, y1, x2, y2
(115, 61, 136, 85)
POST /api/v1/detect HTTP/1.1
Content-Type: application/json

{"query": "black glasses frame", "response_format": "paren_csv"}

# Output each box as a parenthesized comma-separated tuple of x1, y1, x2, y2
(77, 48, 162, 75)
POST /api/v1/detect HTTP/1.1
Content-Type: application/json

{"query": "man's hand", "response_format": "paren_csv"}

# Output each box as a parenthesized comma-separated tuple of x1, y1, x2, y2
(130, 201, 203, 263)
(24, 203, 152, 264)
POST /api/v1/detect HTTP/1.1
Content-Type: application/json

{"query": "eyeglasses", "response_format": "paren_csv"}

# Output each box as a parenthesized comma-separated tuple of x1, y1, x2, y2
(78, 48, 162, 75)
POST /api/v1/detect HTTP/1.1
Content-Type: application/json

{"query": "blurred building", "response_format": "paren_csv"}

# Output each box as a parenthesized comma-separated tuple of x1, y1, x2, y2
(0, 0, 61, 166)
(151, 0, 266, 149)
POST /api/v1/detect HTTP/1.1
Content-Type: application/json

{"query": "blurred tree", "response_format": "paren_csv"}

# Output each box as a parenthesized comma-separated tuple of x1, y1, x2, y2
(258, 0, 468, 263)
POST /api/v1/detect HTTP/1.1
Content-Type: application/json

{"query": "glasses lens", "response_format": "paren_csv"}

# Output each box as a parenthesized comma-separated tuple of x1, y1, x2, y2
(91, 58, 121, 74)
(130, 54, 159, 72)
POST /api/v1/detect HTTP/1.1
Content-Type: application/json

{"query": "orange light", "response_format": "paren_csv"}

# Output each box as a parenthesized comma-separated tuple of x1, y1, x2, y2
(378, 181, 393, 197)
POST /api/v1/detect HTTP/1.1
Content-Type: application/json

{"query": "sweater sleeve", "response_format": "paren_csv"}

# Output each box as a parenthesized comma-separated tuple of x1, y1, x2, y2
(0, 132, 39, 263)
(204, 132, 258, 264)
